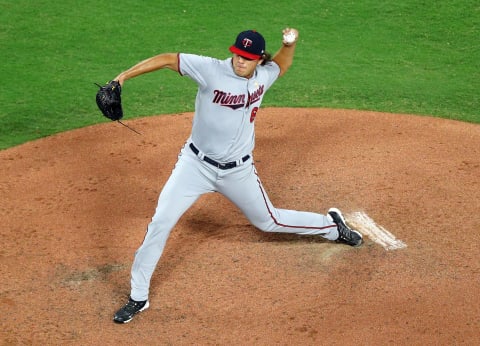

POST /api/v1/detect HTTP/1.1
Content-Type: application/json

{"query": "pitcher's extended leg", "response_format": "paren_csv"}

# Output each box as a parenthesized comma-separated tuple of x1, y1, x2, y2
(218, 164, 339, 240)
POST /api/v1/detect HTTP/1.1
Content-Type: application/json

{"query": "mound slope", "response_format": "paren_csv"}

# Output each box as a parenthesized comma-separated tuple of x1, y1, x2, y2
(1, 108, 479, 345)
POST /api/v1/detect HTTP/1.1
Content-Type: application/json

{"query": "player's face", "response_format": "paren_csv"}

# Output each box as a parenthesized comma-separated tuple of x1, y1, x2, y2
(232, 54, 262, 78)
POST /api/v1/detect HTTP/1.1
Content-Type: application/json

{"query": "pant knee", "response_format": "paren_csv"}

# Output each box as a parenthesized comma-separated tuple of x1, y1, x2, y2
(251, 219, 277, 233)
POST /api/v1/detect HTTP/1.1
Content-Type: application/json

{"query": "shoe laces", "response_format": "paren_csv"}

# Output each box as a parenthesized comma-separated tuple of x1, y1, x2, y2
(337, 224, 353, 241)
(124, 299, 143, 313)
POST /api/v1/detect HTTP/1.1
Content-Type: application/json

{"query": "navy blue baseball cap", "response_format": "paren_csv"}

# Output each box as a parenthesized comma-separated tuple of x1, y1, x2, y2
(229, 30, 265, 60)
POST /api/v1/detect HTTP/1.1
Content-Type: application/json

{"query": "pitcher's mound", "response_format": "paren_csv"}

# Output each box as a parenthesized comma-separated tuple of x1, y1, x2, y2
(1, 108, 479, 345)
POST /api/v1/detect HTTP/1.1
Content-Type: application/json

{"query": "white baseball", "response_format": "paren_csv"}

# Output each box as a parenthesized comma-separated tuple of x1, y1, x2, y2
(283, 31, 297, 44)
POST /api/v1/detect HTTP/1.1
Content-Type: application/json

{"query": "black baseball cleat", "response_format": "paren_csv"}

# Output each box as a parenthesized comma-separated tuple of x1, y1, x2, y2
(113, 297, 149, 323)
(328, 208, 363, 247)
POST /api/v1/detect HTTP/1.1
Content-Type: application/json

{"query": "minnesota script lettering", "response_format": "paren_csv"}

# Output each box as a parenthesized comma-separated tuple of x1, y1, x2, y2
(212, 85, 265, 110)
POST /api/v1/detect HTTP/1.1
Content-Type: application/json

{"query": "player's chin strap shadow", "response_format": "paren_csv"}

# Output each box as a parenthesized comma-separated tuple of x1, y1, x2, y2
(117, 120, 142, 135)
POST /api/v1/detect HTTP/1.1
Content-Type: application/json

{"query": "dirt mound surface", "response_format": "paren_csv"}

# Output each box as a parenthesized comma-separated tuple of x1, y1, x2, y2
(1, 108, 479, 345)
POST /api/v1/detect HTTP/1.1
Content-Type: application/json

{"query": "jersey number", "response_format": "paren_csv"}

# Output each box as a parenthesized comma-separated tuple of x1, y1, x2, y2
(250, 107, 259, 123)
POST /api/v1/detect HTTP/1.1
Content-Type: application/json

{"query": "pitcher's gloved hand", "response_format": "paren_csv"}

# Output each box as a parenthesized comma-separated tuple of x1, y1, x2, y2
(95, 80, 123, 121)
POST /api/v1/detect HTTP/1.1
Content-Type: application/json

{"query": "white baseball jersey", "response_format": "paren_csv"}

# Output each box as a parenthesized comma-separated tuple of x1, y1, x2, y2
(178, 53, 280, 162)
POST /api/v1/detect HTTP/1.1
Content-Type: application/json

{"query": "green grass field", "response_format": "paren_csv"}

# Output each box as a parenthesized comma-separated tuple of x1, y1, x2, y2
(0, 0, 478, 149)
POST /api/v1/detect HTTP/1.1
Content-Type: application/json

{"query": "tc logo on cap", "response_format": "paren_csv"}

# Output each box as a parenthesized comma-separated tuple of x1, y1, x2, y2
(242, 38, 253, 48)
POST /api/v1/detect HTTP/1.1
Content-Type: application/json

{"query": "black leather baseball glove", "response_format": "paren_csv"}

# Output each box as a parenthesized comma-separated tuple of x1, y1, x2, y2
(95, 80, 123, 121)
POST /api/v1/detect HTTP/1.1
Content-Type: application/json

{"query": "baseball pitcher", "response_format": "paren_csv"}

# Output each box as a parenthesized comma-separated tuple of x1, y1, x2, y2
(106, 28, 363, 323)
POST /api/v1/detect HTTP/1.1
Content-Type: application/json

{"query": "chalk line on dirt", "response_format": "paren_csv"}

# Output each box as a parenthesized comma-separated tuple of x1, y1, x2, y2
(346, 211, 407, 251)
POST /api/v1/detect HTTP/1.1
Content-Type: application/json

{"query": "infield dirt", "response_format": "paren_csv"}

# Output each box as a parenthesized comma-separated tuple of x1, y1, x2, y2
(1, 108, 479, 345)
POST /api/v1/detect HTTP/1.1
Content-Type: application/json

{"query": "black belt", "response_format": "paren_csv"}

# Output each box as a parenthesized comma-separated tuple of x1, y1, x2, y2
(189, 143, 250, 170)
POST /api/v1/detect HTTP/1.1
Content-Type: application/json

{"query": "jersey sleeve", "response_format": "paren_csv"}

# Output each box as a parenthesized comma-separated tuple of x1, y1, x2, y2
(261, 61, 281, 90)
(178, 53, 220, 88)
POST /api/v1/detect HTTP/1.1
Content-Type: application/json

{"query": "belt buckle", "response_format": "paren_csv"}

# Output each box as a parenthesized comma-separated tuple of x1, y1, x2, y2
(223, 162, 236, 169)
